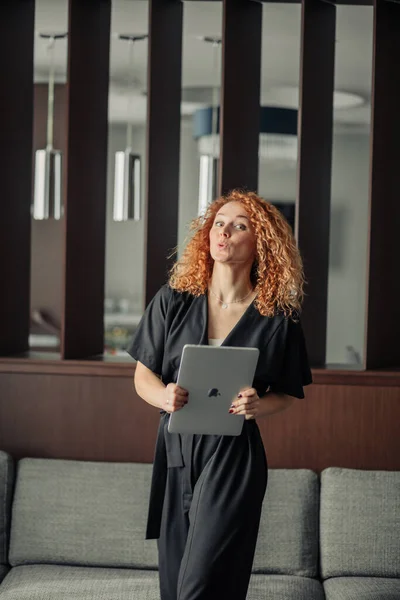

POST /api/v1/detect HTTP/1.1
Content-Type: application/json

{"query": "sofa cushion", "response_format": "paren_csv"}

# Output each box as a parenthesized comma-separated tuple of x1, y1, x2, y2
(252, 469, 319, 577)
(9, 459, 158, 570)
(247, 574, 325, 600)
(0, 565, 10, 584)
(0, 451, 14, 567)
(320, 468, 400, 579)
(323, 576, 400, 600)
(0, 565, 160, 599)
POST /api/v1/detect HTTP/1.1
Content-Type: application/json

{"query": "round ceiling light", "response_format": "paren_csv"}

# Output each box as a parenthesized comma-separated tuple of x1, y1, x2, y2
(264, 86, 365, 110)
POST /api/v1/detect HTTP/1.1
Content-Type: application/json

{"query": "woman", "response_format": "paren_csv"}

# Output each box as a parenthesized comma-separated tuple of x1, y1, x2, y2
(128, 189, 312, 600)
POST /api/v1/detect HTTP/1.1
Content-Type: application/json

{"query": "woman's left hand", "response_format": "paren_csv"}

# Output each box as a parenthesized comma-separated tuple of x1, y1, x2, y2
(229, 388, 260, 420)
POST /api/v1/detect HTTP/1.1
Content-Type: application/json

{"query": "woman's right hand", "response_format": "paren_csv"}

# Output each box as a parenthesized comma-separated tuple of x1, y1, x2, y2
(164, 383, 188, 412)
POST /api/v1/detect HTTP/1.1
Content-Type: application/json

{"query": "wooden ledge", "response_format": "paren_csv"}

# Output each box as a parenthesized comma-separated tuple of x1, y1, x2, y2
(0, 353, 135, 377)
(0, 354, 399, 385)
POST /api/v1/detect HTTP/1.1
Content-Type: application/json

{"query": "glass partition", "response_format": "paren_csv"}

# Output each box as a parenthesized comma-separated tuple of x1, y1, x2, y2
(104, 0, 149, 356)
(325, 6, 373, 368)
(29, 0, 68, 352)
(178, 1, 223, 254)
(258, 4, 301, 228)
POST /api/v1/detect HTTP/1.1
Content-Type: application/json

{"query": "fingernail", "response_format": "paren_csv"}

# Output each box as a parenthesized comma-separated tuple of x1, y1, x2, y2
(229, 409, 234, 414)
(237, 394, 242, 398)
(230, 404, 235, 408)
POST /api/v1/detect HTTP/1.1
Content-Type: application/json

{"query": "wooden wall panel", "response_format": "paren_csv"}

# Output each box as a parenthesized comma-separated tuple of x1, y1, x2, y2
(145, 0, 183, 304)
(365, 0, 400, 369)
(0, 373, 158, 463)
(296, 0, 335, 367)
(62, 0, 111, 358)
(219, 0, 262, 194)
(0, 1, 35, 356)
(258, 384, 400, 471)
(0, 371, 399, 472)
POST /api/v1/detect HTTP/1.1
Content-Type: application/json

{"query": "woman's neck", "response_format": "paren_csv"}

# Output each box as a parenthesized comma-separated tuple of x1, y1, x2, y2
(209, 264, 253, 304)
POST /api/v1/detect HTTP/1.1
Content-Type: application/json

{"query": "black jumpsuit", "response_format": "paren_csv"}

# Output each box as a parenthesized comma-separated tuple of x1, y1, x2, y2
(127, 284, 312, 600)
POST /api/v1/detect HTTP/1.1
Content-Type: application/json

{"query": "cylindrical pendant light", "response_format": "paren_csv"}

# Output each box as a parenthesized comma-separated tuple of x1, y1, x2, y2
(113, 150, 141, 221)
(198, 37, 221, 216)
(113, 34, 147, 222)
(33, 33, 67, 220)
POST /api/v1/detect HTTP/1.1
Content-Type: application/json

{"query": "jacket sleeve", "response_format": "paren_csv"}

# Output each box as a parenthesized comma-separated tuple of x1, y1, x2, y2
(268, 316, 312, 399)
(126, 284, 173, 375)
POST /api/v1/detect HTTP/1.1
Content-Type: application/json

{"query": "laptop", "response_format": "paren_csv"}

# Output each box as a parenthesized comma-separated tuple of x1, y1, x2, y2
(168, 344, 260, 436)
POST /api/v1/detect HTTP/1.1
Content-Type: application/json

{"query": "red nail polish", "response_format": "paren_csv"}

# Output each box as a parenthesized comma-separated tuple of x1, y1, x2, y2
(237, 394, 242, 398)
(229, 409, 234, 413)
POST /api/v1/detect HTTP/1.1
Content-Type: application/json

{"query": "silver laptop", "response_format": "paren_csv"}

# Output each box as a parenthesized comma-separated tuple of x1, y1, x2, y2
(168, 344, 259, 436)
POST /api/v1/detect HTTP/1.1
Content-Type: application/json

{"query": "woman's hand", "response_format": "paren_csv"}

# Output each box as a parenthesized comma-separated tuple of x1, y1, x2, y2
(229, 388, 260, 420)
(164, 383, 188, 413)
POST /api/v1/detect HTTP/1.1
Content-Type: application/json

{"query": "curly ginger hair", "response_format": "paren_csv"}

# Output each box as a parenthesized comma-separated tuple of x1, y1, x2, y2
(169, 189, 305, 318)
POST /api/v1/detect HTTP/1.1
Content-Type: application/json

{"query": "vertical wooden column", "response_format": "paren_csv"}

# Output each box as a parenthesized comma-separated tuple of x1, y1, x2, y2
(219, 0, 262, 195)
(145, 0, 183, 304)
(365, 0, 400, 369)
(0, 1, 35, 356)
(296, 0, 336, 367)
(62, 0, 111, 359)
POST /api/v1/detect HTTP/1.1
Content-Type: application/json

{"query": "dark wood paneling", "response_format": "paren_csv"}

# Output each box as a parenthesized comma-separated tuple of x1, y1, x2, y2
(0, 372, 399, 471)
(258, 383, 400, 471)
(62, 0, 111, 358)
(145, 0, 183, 304)
(0, 1, 35, 356)
(0, 373, 157, 463)
(296, 0, 336, 367)
(365, 0, 400, 369)
(219, 0, 262, 195)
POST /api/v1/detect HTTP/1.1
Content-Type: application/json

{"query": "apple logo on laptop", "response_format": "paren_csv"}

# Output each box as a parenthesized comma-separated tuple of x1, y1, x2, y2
(207, 388, 221, 398)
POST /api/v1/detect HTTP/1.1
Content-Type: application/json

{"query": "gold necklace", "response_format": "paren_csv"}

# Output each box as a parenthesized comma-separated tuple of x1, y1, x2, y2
(209, 287, 254, 309)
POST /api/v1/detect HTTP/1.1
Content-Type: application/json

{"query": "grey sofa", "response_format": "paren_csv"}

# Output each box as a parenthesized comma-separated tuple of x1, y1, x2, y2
(0, 449, 398, 599)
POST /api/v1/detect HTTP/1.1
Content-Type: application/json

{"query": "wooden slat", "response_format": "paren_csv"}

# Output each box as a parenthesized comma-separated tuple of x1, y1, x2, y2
(219, 0, 262, 195)
(145, 0, 183, 304)
(0, 1, 35, 356)
(296, 0, 336, 367)
(365, 0, 400, 369)
(62, 0, 111, 358)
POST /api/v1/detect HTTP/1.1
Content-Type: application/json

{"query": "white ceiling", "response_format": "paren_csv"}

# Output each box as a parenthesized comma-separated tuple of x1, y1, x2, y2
(33, 0, 374, 129)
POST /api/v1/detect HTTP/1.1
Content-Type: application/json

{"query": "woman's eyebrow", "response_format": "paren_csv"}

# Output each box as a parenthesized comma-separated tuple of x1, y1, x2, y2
(216, 212, 249, 220)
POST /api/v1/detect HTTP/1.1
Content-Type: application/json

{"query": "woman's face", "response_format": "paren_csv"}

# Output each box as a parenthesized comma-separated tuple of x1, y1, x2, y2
(209, 201, 256, 267)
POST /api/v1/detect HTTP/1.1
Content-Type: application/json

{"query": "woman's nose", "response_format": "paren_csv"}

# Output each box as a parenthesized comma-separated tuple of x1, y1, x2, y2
(220, 227, 230, 238)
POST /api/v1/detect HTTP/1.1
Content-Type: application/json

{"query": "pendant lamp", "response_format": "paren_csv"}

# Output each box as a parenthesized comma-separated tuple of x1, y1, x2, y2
(33, 33, 67, 220)
(113, 34, 147, 222)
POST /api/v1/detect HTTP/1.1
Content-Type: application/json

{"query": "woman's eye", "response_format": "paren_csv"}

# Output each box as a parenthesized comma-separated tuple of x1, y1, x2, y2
(215, 221, 223, 227)
(235, 224, 246, 230)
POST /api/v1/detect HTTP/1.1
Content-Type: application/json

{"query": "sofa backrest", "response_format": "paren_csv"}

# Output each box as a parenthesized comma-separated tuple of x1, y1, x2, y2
(252, 469, 319, 577)
(9, 458, 158, 570)
(0, 451, 14, 568)
(320, 467, 400, 579)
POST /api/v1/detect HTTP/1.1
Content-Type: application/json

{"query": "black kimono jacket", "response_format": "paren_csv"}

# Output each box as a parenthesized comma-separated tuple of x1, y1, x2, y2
(127, 284, 312, 538)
